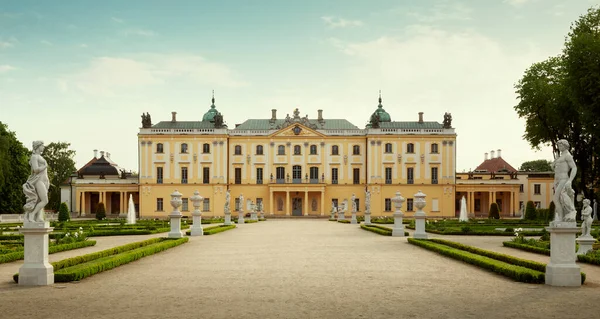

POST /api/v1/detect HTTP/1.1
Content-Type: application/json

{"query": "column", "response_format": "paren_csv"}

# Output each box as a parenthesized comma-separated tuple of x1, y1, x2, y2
(320, 191, 325, 216)
(509, 191, 514, 217)
(269, 191, 274, 216)
(286, 191, 290, 216)
(488, 191, 492, 213)
(81, 191, 86, 216)
(119, 192, 124, 215)
(304, 191, 309, 216)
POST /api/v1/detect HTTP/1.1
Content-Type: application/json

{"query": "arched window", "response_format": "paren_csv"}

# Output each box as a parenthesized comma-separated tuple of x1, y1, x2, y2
(431, 143, 439, 154)
(234, 145, 242, 155)
(156, 143, 164, 153)
(180, 143, 188, 153)
(385, 143, 393, 153)
(310, 145, 317, 155)
(277, 145, 285, 155)
(294, 145, 301, 155)
(256, 145, 264, 155)
(407, 143, 415, 153)
(331, 145, 339, 155)
(202, 143, 210, 154)
(352, 145, 360, 155)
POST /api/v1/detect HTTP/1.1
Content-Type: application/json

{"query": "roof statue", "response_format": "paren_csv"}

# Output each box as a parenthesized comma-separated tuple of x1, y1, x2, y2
(141, 112, 152, 128)
(276, 108, 318, 130)
(443, 112, 452, 129)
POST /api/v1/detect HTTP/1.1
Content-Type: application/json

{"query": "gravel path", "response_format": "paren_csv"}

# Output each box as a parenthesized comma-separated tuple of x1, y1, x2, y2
(0, 220, 598, 319)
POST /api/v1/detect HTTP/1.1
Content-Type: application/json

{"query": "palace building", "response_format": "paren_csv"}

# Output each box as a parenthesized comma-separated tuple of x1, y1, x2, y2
(136, 94, 459, 218)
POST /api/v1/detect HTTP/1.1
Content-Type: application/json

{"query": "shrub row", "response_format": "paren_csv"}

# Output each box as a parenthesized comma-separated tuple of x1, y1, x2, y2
(408, 239, 545, 283)
(204, 224, 236, 235)
(577, 250, 600, 265)
(0, 240, 97, 264)
(424, 228, 543, 236)
(337, 220, 351, 224)
(360, 224, 409, 236)
(87, 228, 170, 236)
(502, 241, 551, 256)
(244, 220, 258, 224)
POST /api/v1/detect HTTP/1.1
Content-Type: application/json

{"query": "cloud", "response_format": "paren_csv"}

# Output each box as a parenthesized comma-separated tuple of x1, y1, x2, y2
(79, 43, 88, 48)
(405, 2, 472, 22)
(0, 41, 13, 48)
(60, 54, 246, 96)
(122, 28, 157, 37)
(111, 16, 124, 23)
(0, 65, 16, 73)
(503, 0, 538, 7)
(321, 16, 364, 28)
(41, 40, 53, 46)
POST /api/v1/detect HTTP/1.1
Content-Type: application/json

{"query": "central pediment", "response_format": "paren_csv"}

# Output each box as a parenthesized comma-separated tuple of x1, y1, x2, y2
(270, 123, 324, 138)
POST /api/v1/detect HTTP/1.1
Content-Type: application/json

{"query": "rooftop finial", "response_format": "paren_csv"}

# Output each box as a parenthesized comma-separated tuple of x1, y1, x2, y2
(211, 90, 215, 108)
(378, 90, 382, 107)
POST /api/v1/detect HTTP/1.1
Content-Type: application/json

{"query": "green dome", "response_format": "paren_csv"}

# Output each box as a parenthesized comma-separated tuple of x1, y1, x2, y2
(370, 95, 391, 123)
(202, 96, 219, 122)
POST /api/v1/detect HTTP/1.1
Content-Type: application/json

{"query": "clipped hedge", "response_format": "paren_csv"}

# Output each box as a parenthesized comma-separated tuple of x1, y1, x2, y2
(185, 224, 236, 236)
(577, 251, 600, 266)
(0, 240, 97, 264)
(423, 228, 543, 236)
(502, 241, 551, 256)
(337, 220, 351, 224)
(408, 238, 545, 283)
(360, 224, 409, 236)
(244, 220, 258, 224)
(13, 238, 187, 283)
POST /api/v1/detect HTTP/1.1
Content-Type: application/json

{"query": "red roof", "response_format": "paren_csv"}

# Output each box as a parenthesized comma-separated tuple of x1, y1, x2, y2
(475, 157, 517, 173)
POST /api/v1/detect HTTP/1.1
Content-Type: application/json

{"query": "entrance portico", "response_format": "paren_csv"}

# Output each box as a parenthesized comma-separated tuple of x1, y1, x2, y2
(269, 185, 326, 216)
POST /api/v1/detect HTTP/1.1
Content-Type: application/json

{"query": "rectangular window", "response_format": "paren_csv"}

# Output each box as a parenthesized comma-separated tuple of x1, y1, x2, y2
(157, 167, 163, 184)
(310, 145, 317, 155)
(384, 198, 392, 212)
(431, 167, 438, 184)
(385, 167, 392, 184)
(534, 184, 541, 195)
(353, 168, 360, 184)
(235, 168, 242, 184)
(256, 198, 263, 211)
(203, 198, 210, 212)
(353, 145, 360, 155)
(203, 167, 210, 184)
(519, 184, 524, 193)
(332, 198, 338, 209)
(355, 199, 360, 212)
(156, 198, 163, 211)
(276, 167, 285, 183)
(431, 198, 439, 211)
(181, 167, 188, 184)
(181, 198, 189, 211)
(309, 167, 319, 183)
(235, 198, 240, 211)
(203, 143, 210, 154)
(406, 198, 414, 211)
(534, 201, 541, 209)
(407, 167, 414, 184)
(257, 167, 263, 184)
(332, 168, 338, 184)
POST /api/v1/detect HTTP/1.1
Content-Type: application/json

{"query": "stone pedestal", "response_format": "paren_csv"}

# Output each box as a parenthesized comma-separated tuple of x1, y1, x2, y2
(168, 190, 184, 238)
(330, 210, 335, 220)
(364, 213, 371, 226)
(19, 222, 54, 286)
(224, 209, 232, 226)
(250, 211, 258, 221)
(576, 236, 596, 255)
(351, 212, 357, 224)
(392, 211, 405, 237)
(545, 221, 580, 287)
(189, 190, 204, 236)
(238, 211, 245, 224)
(413, 190, 428, 239)
(338, 211, 345, 221)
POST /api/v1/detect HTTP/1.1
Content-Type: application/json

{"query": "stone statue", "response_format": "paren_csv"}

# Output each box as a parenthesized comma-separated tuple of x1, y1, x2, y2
(443, 112, 452, 129)
(552, 139, 577, 222)
(581, 199, 593, 237)
(293, 108, 300, 119)
(23, 141, 50, 222)
(351, 193, 357, 213)
(224, 189, 230, 212)
(141, 112, 152, 128)
(342, 199, 348, 212)
(238, 193, 244, 212)
(365, 189, 371, 214)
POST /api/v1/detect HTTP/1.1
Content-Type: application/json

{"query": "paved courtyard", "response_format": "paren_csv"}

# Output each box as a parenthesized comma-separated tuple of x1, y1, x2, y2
(0, 220, 598, 319)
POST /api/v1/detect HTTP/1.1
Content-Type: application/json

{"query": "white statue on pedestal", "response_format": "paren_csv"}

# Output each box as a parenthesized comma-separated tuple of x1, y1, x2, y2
(581, 199, 593, 238)
(224, 189, 231, 212)
(552, 139, 577, 222)
(365, 189, 371, 214)
(351, 193, 357, 213)
(23, 141, 49, 223)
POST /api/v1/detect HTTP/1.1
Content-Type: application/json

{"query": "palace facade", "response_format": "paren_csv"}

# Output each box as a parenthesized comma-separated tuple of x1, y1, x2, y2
(137, 95, 458, 218)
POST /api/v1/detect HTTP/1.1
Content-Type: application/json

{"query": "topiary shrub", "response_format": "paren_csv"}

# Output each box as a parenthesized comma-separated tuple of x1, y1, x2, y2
(58, 202, 70, 222)
(548, 201, 556, 221)
(488, 203, 500, 219)
(524, 201, 537, 220)
(95, 202, 106, 220)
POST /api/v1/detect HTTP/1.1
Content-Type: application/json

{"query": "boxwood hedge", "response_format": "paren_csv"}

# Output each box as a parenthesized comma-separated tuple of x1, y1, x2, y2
(0, 240, 97, 264)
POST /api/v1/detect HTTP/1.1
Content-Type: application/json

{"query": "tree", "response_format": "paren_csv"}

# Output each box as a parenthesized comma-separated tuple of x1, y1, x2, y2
(42, 142, 76, 211)
(488, 203, 500, 219)
(0, 122, 30, 214)
(548, 201, 556, 221)
(519, 160, 553, 172)
(524, 201, 537, 220)
(58, 202, 70, 222)
(95, 202, 106, 220)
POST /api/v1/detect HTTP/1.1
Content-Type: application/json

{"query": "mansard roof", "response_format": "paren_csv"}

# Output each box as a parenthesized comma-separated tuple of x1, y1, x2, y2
(233, 119, 360, 130)
(79, 156, 119, 176)
(378, 121, 444, 130)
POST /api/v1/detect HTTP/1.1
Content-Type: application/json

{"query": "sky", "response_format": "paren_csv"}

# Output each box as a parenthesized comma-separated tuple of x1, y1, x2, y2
(1, 0, 598, 173)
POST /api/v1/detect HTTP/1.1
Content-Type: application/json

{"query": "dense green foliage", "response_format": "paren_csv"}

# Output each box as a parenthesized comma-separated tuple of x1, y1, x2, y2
(58, 202, 70, 222)
(41, 142, 76, 211)
(488, 203, 500, 219)
(95, 202, 106, 220)
(519, 160, 553, 172)
(0, 122, 30, 214)
(524, 201, 537, 220)
(514, 7, 600, 200)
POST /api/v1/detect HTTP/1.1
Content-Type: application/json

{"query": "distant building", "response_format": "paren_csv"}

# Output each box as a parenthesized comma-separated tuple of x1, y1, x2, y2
(456, 150, 553, 217)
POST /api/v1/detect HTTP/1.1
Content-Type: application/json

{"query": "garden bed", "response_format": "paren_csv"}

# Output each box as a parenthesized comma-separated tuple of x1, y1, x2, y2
(360, 224, 409, 236)
(0, 240, 97, 264)
(13, 237, 188, 283)
(503, 240, 600, 266)
(408, 238, 586, 284)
